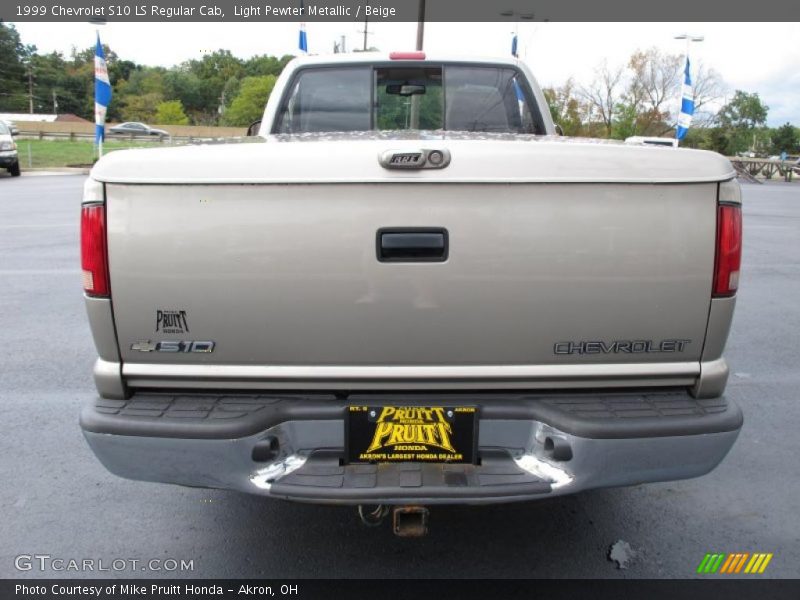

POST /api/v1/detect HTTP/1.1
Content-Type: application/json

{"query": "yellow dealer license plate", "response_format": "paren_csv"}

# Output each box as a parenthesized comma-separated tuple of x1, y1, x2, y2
(346, 405, 477, 464)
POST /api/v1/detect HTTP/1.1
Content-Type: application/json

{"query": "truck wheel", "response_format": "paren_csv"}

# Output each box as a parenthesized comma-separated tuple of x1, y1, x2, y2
(9, 161, 21, 177)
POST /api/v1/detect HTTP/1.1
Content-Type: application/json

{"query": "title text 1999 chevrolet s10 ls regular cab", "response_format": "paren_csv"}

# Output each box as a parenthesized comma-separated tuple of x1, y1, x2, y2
(79, 52, 742, 535)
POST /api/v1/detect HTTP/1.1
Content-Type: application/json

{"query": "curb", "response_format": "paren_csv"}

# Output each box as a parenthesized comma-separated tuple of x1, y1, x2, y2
(21, 167, 91, 176)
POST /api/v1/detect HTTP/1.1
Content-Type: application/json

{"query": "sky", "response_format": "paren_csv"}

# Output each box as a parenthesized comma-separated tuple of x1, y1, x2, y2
(10, 21, 800, 126)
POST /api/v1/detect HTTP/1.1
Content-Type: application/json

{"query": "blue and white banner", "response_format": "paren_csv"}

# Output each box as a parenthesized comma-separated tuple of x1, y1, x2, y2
(298, 1, 308, 53)
(511, 34, 524, 104)
(676, 57, 694, 141)
(94, 33, 112, 144)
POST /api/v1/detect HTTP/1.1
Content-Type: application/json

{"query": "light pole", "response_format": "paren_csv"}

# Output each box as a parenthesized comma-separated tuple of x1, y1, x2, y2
(416, 0, 425, 51)
(674, 33, 704, 59)
(674, 34, 703, 146)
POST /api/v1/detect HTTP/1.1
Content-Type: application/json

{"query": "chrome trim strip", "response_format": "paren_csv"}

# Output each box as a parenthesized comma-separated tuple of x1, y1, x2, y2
(123, 362, 700, 382)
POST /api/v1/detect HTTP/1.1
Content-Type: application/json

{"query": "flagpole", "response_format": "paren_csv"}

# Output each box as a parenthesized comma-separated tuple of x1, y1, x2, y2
(91, 18, 109, 161)
(673, 34, 703, 146)
(97, 26, 102, 160)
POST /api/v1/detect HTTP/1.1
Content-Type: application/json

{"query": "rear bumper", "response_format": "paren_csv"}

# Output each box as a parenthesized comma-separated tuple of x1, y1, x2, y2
(81, 391, 742, 505)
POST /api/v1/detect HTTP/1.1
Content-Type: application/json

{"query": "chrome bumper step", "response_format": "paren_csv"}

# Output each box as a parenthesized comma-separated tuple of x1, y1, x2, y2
(270, 450, 551, 502)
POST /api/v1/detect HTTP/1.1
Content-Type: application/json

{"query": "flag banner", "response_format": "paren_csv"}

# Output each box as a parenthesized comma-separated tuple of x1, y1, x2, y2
(676, 57, 694, 141)
(94, 33, 112, 144)
(298, 1, 307, 52)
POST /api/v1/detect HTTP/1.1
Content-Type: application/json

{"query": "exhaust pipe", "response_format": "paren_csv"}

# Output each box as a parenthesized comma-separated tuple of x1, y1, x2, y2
(392, 506, 429, 537)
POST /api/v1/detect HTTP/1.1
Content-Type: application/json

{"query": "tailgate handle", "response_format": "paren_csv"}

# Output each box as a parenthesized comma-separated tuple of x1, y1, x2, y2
(377, 228, 448, 262)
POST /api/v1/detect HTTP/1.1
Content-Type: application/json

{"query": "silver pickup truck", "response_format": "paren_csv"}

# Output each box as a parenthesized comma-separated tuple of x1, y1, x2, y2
(80, 53, 743, 534)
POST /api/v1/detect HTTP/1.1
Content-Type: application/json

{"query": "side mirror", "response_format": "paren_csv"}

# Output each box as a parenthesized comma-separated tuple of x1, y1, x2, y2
(554, 124, 564, 136)
(246, 120, 262, 137)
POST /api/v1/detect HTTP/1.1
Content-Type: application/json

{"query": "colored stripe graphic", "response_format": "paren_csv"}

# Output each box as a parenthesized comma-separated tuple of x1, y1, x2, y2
(699, 552, 773, 574)
(734, 553, 750, 573)
(758, 554, 773, 573)
(720, 553, 737, 573)
(699, 554, 726, 574)
(696, 554, 713, 574)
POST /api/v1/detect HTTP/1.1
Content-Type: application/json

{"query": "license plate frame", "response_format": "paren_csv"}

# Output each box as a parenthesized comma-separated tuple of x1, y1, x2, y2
(346, 405, 478, 464)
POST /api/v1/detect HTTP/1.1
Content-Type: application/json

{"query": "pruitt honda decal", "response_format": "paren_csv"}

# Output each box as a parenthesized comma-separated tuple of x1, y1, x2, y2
(156, 310, 189, 334)
(367, 407, 457, 454)
(348, 405, 476, 463)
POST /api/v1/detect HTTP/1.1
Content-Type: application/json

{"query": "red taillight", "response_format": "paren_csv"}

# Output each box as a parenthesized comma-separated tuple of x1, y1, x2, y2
(81, 204, 109, 297)
(713, 204, 742, 297)
(389, 51, 426, 60)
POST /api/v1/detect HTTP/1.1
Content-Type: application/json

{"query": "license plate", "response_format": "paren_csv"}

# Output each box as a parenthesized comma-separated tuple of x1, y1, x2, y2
(346, 405, 477, 464)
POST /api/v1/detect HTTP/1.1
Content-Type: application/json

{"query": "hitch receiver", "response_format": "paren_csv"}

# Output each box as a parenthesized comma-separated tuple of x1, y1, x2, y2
(393, 506, 429, 537)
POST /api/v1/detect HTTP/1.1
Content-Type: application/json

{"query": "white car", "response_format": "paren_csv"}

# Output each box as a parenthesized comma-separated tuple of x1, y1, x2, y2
(0, 120, 20, 177)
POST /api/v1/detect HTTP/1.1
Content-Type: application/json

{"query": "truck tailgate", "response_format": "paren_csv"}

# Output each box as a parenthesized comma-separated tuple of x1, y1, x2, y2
(105, 180, 716, 382)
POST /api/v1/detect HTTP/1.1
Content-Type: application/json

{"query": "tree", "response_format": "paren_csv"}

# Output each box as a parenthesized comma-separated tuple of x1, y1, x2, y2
(120, 92, 163, 122)
(718, 91, 768, 129)
(155, 100, 189, 125)
(244, 54, 293, 78)
(162, 69, 215, 122)
(0, 24, 28, 111)
(610, 101, 639, 140)
(578, 61, 624, 137)
(186, 50, 244, 122)
(543, 79, 584, 136)
(770, 123, 799, 155)
(690, 63, 726, 127)
(716, 91, 770, 154)
(624, 48, 681, 136)
(222, 75, 276, 126)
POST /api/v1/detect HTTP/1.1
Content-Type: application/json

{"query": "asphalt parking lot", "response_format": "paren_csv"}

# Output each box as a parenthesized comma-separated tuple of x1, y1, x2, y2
(0, 173, 798, 579)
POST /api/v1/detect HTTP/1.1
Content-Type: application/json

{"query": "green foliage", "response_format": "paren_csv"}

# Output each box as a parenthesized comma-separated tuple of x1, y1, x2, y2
(610, 102, 638, 140)
(244, 54, 294, 78)
(162, 70, 214, 120)
(718, 91, 768, 129)
(543, 82, 583, 136)
(0, 27, 290, 126)
(120, 92, 163, 122)
(694, 91, 772, 155)
(770, 122, 799, 154)
(155, 100, 189, 125)
(1, 23, 796, 150)
(222, 76, 276, 126)
(0, 24, 30, 111)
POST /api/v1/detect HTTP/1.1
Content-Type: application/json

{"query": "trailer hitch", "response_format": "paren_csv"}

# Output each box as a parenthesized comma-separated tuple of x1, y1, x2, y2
(392, 506, 429, 537)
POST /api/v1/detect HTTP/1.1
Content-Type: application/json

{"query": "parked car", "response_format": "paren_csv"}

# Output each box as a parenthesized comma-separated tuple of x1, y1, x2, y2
(108, 122, 169, 139)
(81, 53, 743, 536)
(0, 120, 20, 177)
(1, 119, 19, 136)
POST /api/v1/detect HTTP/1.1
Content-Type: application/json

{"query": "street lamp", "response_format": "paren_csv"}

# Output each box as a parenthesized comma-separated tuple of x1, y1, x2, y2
(674, 33, 704, 56)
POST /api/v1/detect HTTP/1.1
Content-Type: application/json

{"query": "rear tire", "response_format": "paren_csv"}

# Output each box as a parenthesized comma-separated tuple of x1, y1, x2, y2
(9, 161, 20, 177)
